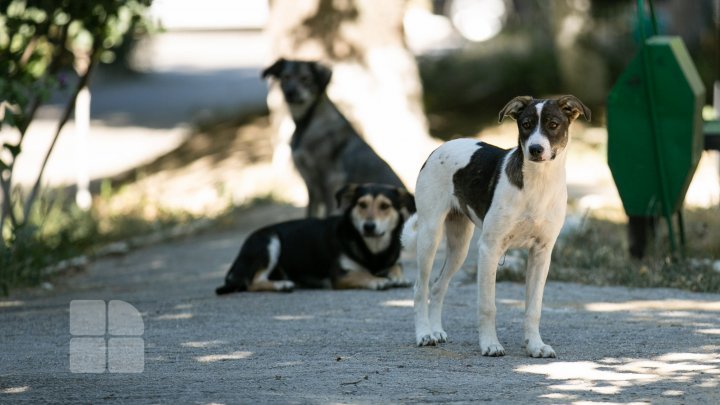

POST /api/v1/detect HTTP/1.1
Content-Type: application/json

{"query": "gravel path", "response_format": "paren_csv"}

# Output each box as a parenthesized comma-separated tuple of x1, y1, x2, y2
(2, 204, 720, 404)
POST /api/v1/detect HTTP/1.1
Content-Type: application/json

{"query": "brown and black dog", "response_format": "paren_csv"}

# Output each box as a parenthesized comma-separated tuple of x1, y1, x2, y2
(216, 183, 415, 294)
(262, 58, 407, 217)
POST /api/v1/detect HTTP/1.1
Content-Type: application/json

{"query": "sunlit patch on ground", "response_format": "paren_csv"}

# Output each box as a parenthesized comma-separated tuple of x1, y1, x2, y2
(0, 301, 23, 308)
(516, 352, 720, 400)
(181, 340, 226, 348)
(273, 315, 314, 321)
(1, 386, 30, 394)
(585, 300, 720, 312)
(194, 351, 252, 363)
(154, 312, 193, 320)
(381, 299, 413, 307)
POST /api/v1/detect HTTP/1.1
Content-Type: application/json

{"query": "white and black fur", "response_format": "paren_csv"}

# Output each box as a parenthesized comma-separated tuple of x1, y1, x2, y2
(263, 58, 406, 218)
(403, 95, 590, 357)
(216, 184, 415, 294)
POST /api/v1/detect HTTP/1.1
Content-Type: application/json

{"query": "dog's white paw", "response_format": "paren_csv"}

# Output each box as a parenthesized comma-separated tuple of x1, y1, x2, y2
(273, 280, 295, 292)
(389, 278, 412, 288)
(416, 333, 438, 347)
(526, 340, 556, 358)
(480, 341, 505, 357)
(368, 278, 392, 290)
(431, 330, 447, 343)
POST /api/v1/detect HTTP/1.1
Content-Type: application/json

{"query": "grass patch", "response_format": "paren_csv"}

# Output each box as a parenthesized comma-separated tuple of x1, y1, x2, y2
(551, 206, 720, 293)
(0, 191, 194, 294)
(0, 186, 283, 295)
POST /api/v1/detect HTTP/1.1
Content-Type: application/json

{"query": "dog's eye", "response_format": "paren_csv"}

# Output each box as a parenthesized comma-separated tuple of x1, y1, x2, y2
(521, 121, 532, 129)
(378, 202, 391, 211)
(548, 122, 559, 130)
(358, 202, 369, 209)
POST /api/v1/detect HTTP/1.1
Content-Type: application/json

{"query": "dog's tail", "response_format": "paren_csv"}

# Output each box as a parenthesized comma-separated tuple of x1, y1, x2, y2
(215, 284, 237, 295)
(401, 213, 419, 257)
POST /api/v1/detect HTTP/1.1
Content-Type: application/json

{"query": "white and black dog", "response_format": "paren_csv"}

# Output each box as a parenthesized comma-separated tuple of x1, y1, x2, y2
(216, 183, 415, 294)
(403, 95, 590, 357)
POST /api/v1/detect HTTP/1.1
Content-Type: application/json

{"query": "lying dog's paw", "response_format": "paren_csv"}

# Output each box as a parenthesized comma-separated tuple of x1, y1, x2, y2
(416, 334, 438, 347)
(274, 280, 295, 292)
(388, 278, 412, 289)
(368, 278, 392, 290)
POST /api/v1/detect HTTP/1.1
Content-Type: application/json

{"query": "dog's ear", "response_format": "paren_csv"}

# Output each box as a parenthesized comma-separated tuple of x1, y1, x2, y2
(557, 95, 591, 122)
(498, 96, 533, 122)
(262, 58, 286, 79)
(397, 188, 416, 221)
(310, 61, 332, 90)
(335, 183, 358, 210)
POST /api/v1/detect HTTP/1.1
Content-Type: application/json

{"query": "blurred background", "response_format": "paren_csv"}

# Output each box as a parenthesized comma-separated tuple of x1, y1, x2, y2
(1, 0, 719, 293)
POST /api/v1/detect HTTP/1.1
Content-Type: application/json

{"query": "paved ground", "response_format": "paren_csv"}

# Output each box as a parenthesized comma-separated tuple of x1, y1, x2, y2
(2, 204, 720, 404)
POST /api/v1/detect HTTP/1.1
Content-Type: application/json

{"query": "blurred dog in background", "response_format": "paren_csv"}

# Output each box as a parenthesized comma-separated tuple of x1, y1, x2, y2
(262, 58, 407, 217)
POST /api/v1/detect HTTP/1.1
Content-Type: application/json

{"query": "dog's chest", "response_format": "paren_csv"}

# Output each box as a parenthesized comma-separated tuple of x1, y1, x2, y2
(292, 119, 350, 174)
(489, 170, 567, 248)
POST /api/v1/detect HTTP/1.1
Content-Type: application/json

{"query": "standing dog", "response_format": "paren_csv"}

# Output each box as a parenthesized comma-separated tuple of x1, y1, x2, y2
(216, 183, 415, 294)
(262, 58, 406, 217)
(403, 95, 590, 357)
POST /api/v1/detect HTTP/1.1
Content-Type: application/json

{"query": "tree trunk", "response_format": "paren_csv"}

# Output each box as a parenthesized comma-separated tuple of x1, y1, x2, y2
(265, 0, 435, 189)
(548, 0, 608, 107)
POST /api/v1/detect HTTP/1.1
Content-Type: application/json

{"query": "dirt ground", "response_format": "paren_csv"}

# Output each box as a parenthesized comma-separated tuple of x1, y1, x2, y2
(2, 203, 720, 404)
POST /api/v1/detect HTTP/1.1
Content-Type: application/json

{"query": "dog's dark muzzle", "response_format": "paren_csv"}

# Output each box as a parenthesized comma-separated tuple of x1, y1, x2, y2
(283, 88, 305, 104)
(362, 222, 384, 237)
(527, 146, 558, 162)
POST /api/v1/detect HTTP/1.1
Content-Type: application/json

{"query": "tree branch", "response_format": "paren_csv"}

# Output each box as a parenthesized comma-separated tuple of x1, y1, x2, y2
(0, 174, 19, 233)
(17, 22, 70, 137)
(21, 46, 100, 222)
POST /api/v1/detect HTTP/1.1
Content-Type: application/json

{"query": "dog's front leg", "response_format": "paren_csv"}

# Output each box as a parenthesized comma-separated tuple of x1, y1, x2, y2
(477, 240, 505, 356)
(524, 244, 556, 358)
(306, 184, 322, 217)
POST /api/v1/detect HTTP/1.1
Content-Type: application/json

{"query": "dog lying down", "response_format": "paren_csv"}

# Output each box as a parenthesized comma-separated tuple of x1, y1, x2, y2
(216, 184, 415, 294)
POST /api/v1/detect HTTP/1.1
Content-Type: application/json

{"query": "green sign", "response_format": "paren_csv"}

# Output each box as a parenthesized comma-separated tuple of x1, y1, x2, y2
(607, 36, 705, 217)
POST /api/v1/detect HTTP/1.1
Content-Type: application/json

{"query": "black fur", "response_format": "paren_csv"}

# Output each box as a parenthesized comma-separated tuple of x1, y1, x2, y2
(505, 148, 524, 189)
(216, 184, 415, 294)
(452, 142, 510, 221)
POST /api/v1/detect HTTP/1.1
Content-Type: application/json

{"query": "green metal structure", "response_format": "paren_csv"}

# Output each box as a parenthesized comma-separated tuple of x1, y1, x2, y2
(607, 0, 706, 255)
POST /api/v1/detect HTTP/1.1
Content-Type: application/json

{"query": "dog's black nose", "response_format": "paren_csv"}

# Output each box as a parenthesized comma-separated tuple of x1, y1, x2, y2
(284, 88, 301, 103)
(363, 222, 376, 233)
(529, 144, 544, 158)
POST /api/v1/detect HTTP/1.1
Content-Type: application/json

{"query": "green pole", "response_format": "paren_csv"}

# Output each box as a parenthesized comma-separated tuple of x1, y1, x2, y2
(636, 0, 679, 255)
(647, 0, 659, 35)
